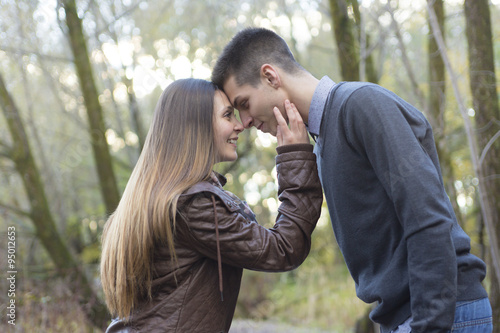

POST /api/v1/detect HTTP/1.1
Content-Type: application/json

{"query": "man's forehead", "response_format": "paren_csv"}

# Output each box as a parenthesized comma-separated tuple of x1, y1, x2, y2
(223, 75, 239, 91)
(223, 76, 245, 107)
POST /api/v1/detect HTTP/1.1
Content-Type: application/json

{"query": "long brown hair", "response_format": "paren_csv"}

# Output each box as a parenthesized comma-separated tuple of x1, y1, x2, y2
(100, 79, 218, 319)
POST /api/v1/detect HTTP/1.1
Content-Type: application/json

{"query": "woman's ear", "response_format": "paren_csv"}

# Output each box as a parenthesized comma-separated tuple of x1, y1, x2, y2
(260, 64, 281, 89)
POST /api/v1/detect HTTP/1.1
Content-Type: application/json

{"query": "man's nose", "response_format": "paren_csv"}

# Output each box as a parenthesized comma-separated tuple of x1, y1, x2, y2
(239, 113, 253, 129)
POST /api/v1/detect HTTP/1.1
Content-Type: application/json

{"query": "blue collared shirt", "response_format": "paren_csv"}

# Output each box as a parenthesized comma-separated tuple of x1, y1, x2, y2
(307, 76, 336, 137)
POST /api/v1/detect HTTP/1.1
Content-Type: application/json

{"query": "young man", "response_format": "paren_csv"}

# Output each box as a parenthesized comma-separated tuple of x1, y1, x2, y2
(211, 27, 492, 333)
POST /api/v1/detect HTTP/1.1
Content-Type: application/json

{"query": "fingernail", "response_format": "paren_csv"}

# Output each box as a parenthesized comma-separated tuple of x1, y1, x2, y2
(285, 100, 290, 105)
(274, 107, 279, 112)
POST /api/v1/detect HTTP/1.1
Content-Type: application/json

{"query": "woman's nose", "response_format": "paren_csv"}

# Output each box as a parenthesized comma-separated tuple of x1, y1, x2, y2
(234, 118, 244, 132)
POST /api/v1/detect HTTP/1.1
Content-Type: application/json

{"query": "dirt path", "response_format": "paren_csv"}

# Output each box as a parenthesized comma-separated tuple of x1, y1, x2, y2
(230, 319, 339, 332)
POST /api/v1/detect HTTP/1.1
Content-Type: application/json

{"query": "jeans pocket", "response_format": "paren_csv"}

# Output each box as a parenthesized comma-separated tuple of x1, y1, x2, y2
(451, 297, 493, 333)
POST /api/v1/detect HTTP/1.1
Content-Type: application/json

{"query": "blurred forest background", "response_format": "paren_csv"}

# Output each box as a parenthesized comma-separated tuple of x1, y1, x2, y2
(0, 0, 499, 332)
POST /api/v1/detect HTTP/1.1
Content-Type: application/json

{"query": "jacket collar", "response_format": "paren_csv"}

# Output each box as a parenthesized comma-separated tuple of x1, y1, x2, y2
(209, 171, 227, 187)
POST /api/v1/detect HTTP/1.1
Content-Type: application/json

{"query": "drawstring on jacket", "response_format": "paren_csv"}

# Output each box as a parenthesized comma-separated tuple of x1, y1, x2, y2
(211, 195, 224, 301)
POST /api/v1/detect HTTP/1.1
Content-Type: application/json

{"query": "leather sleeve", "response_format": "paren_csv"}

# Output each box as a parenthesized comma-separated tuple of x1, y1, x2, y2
(176, 146, 323, 272)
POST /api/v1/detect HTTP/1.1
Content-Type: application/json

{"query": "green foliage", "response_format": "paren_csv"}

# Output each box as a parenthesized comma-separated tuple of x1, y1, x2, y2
(81, 242, 101, 264)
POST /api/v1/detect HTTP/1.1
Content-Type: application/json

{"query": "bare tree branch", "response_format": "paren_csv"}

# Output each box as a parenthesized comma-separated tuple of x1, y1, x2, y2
(428, 2, 500, 289)
(479, 129, 500, 166)
(0, 45, 72, 62)
(95, 0, 144, 35)
(0, 138, 11, 148)
(0, 149, 11, 159)
(0, 201, 31, 218)
(386, 3, 427, 110)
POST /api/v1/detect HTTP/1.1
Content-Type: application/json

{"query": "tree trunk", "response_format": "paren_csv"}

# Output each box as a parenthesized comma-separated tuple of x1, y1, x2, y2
(328, 0, 360, 81)
(0, 73, 109, 330)
(464, 0, 500, 329)
(426, 0, 463, 225)
(349, 0, 378, 83)
(364, 34, 379, 84)
(62, 0, 120, 214)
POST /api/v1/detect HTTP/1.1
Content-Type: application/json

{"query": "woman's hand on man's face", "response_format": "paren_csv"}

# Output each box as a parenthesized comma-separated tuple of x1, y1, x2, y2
(273, 100, 309, 146)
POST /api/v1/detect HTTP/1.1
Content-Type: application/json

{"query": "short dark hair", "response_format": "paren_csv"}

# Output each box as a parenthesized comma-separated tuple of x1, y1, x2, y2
(211, 27, 302, 89)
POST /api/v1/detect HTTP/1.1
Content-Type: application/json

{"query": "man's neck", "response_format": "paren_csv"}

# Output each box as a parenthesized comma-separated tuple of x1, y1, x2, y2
(282, 72, 320, 124)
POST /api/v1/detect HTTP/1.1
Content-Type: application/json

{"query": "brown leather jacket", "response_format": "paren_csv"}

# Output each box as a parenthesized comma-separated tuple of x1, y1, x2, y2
(106, 144, 322, 333)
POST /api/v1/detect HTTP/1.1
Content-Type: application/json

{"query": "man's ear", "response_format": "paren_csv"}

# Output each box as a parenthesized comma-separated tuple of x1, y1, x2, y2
(260, 64, 281, 89)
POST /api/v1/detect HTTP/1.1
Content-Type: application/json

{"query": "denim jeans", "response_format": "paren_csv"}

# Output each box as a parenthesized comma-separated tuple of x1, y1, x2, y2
(391, 297, 493, 333)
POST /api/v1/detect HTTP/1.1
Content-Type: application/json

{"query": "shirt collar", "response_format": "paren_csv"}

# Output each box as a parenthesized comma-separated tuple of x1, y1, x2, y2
(308, 76, 336, 137)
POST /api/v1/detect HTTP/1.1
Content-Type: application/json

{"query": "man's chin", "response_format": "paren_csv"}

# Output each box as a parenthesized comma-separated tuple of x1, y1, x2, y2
(265, 129, 277, 137)
(266, 126, 278, 137)
(258, 125, 277, 136)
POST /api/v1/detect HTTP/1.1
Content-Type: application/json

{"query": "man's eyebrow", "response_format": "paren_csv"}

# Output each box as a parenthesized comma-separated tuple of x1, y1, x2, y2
(232, 96, 240, 109)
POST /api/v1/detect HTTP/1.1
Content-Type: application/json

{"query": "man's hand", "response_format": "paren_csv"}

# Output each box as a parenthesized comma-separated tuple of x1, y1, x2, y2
(273, 100, 309, 146)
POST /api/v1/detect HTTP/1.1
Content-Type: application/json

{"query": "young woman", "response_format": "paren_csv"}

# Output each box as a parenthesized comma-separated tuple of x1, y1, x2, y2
(100, 78, 322, 332)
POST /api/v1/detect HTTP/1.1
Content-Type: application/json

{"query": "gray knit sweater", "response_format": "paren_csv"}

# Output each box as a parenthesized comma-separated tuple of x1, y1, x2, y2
(309, 79, 487, 333)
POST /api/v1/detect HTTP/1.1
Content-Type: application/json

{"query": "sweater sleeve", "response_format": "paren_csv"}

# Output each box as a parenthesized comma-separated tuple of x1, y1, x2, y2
(343, 86, 457, 332)
(177, 146, 323, 272)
